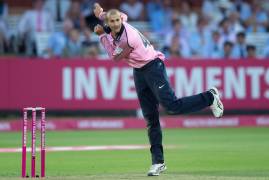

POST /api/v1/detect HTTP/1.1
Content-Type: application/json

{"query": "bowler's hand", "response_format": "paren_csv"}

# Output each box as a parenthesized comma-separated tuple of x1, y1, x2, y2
(93, 3, 103, 18)
(94, 24, 105, 35)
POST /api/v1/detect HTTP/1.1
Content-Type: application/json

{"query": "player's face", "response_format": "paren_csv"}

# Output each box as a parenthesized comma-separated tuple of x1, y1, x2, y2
(107, 14, 122, 33)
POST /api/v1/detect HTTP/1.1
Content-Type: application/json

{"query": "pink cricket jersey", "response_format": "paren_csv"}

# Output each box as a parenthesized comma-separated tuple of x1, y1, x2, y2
(98, 12, 165, 68)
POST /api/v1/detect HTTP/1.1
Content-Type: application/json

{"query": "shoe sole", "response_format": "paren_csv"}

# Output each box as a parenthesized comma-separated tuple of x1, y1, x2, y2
(147, 166, 167, 176)
(210, 87, 224, 118)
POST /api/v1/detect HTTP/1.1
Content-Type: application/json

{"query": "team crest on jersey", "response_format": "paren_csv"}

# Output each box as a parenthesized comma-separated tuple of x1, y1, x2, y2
(113, 46, 123, 55)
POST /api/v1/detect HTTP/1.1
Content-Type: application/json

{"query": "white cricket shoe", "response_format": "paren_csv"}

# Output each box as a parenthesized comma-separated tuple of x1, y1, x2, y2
(209, 87, 224, 118)
(147, 163, 167, 176)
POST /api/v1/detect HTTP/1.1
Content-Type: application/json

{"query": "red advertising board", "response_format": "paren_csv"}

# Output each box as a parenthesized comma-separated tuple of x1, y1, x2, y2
(0, 115, 269, 132)
(0, 58, 269, 110)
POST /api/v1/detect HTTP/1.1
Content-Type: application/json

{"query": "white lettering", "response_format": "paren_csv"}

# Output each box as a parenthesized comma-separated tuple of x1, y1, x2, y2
(78, 120, 124, 129)
(264, 68, 269, 99)
(75, 68, 96, 99)
(175, 68, 203, 97)
(246, 67, 264, 99)
(256, 117, 269, 125)
(206, 67, 222, 95)
(98, 68, 119, 99)
(224, 67, 246, 99)
(122, 68, 136, 99)
(0, 123, 11, 131)
(62, 67, 72, 100)
(183, 118, 239, 128)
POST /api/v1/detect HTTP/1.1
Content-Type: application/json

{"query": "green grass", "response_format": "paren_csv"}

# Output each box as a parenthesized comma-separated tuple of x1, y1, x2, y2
(0, 128, 269, 179)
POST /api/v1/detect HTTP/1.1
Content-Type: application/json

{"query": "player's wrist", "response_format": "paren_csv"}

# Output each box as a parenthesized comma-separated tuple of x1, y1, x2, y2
(94, 24, 105, 36)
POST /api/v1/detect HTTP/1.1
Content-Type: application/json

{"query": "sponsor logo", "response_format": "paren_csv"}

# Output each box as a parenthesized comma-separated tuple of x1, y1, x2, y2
(183, 118, 239, 128)
(78, 120, 124, 129)
(0, 123, 11, 131)
(256, 117, 269, 125)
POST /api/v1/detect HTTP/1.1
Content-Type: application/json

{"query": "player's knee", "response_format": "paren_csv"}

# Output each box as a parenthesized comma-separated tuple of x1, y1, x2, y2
(160, 102, 178, 115)
(143, 109, 158, 119)
(144, 113, 161, 129)
(165, 110, 178, 115)
(164, 105, 182, 115)
(143, 112, 156, 120)
(146, 120, 161, 130)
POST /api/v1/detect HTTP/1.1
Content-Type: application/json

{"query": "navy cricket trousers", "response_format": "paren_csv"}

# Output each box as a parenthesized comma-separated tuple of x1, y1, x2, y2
(133, 58, 214, 164)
